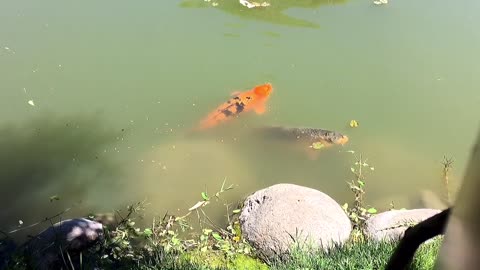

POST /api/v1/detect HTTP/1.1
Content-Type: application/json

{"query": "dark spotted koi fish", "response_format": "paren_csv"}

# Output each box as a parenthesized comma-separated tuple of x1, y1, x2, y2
(254, 125, 349, 150)
(195, 83, 273, 130)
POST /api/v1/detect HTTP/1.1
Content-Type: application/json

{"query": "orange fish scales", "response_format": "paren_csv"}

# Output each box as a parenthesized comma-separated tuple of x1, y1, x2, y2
(196, 83, 273, 130)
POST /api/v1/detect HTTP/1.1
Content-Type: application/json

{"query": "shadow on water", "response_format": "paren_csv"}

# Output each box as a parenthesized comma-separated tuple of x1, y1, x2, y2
(0, 113, 124, 242)
(180, 0, 348, 28)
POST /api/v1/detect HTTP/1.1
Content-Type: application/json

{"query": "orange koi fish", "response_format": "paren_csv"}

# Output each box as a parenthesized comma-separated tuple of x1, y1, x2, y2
(196, 83, 273, 130)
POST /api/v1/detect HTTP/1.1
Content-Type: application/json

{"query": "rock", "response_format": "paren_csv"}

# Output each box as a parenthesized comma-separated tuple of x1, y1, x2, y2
(24, 218, 104, 270)
(365, 208, 441, 242)
(239, 183, 352, 261)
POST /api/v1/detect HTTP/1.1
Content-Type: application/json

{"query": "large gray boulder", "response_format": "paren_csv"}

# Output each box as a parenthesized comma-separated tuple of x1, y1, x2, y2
(365, 208, 441, 242)
(239, 183, 352, 261)
(24, 218, 104, 270)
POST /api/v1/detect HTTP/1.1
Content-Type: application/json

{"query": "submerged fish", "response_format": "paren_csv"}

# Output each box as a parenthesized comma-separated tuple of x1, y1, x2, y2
(195, 83, 273, 130)
(256, 125, 349, 145)
(254, 125, 349, 158)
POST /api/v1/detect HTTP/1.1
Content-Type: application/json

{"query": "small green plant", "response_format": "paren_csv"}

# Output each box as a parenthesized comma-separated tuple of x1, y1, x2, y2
(342, 152, 377, 242)
(88, 179, 257, 269)
(187, 179, 253, 259)
(441, 156, 454, 204)
(388, 201, 406, 211)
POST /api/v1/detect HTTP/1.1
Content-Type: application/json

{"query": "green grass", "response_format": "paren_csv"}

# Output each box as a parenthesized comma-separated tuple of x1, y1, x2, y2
(3, 233, 442, 270)
(6, 237, 435, 270)
(271, 239, 442, 270)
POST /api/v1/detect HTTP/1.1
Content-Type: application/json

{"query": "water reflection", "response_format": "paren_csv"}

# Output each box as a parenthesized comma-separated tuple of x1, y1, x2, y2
(180, 0, 347, 28)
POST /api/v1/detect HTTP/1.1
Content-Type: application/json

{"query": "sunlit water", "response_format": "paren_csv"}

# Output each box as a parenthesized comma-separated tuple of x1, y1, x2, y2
(1, 0, 479, 241)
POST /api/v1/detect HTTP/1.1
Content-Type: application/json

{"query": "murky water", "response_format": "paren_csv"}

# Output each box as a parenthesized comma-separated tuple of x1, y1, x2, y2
(1, 0, 479, 240)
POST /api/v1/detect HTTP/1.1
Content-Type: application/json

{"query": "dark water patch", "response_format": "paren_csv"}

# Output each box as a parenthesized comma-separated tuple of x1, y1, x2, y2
(0, 113, 125, 242)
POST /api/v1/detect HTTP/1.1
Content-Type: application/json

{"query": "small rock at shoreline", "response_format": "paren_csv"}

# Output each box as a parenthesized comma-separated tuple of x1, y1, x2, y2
(365, 208, 441, 242)
(24, 218, 103, 270)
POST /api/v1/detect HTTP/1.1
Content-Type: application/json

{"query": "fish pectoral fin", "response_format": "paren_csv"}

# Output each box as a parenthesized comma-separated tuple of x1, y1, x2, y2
(253, 104, 266, 114)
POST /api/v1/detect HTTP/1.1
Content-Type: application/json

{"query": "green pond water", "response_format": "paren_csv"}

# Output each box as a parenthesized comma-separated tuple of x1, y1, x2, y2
(1, 0, 479, 239)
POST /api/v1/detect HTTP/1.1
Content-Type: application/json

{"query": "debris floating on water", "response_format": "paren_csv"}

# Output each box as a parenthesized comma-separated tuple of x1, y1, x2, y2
(239, 0, 270, 8)
(239, 0, 255, 8)
(349, 120, 359, 128)
(3, 46, 16, 54)
(373, 0, 388, 5)
(310, 142, 325, 150)
(27, 100, 35, 106)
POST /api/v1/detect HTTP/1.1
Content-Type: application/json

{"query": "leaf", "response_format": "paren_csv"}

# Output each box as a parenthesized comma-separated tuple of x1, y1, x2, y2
(232, 209, 241, 214)
(349, 120, 359, 128)
(357, 180, 365, 186)
(143, 228, 153, 237)
(49, 195, 60, 202)
(203, 228, 213, 235)
(172, 237, 181, 245)
(367, 208, 378, 214)
(201, 192, 210, 201)
(311, 142, 324, 150)
(212, 232, 222, 241)
(201, 246, 208, 252)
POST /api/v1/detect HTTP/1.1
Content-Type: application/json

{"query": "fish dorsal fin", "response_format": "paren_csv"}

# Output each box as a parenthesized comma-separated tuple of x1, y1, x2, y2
(231, 91, 242, 97)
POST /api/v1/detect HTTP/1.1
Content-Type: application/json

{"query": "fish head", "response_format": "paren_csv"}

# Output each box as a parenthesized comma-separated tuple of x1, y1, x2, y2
(253, 83, 273, 97)
(334, 134, 349, 145)
(323, 131, 349, 145)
